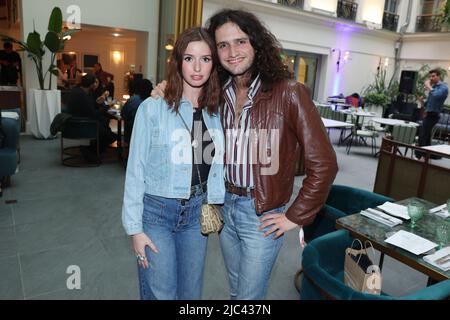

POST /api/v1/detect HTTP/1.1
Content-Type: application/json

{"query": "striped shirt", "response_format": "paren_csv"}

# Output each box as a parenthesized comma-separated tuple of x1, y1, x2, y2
(222, 74, 261, 188)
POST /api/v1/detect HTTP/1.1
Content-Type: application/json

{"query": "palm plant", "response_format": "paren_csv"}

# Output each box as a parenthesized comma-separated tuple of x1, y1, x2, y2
(363, 69, 398, 106)
(0, 7, 79, 90)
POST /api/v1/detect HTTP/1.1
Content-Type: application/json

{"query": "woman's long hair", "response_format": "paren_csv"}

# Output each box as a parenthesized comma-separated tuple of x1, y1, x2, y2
(165, 27, 221, 114)
(206, 9, 292, 91)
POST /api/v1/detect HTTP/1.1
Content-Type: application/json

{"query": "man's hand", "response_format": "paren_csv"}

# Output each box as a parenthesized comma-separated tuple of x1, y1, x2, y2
(258, 213, 298, 240)
(151, 80, 167, 99)
(424, 79, 432, 91)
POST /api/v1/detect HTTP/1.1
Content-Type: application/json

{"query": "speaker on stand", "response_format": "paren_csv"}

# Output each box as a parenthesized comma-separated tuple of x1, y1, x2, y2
(399, 70, 418, 95)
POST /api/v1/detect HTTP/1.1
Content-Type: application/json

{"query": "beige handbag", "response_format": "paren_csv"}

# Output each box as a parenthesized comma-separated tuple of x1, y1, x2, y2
(344, 239, 382, 295)
(200, 204, 224, 235)
(178, 113, 224, 235)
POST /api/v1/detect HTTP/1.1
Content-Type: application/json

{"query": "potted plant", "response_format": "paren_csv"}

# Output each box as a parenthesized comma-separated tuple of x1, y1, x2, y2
(363, 92, 390, 107)
(1, 7, 79, 139)
(363, 69, 397, 117)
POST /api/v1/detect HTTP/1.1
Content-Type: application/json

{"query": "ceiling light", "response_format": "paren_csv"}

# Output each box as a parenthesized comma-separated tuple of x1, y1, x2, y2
(113, 33, 120, 37)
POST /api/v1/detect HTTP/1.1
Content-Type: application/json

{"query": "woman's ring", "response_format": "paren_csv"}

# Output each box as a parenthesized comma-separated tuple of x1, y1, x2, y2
(136, 254, 146, 261)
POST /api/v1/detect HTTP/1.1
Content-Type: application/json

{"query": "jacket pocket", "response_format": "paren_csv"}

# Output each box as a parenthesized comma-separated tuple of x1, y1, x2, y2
(146, 145, 169, 186)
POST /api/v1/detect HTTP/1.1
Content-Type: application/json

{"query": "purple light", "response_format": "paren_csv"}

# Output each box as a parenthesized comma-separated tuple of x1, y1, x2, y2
(330, 23, 354, 95)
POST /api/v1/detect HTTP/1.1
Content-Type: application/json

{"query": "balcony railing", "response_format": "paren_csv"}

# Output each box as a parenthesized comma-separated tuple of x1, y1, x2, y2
(382, 11, 399, 32)
(337, 0, 357, 21)
(277, 0, 304, 10)
(415, 14, 443, 32)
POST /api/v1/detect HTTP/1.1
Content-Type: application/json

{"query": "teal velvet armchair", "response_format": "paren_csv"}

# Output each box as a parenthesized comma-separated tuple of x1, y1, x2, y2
(300, 230, 450, 300)
(0, 109, 20, 195)
(295, 185, 394, 291)
(303, 185, 393, 254)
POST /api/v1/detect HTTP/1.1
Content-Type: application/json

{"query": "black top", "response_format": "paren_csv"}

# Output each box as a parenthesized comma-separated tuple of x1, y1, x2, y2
(67, 86, 103, 120)
(191, 108, 215, 187)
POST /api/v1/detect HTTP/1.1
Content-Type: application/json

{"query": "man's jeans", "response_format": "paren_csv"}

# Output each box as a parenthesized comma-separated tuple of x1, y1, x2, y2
(138, 191, 207, 300)
(219, 192, 285, 300)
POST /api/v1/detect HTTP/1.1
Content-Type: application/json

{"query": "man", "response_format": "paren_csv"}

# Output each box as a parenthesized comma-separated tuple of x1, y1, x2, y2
(67, 74, 117, 158)
(0, 42, 21, 85)
(206, 9, 337, 300)
(153, 9, 338, 299)
(93, 63, 114, 88)
(415, 69, 448, 159)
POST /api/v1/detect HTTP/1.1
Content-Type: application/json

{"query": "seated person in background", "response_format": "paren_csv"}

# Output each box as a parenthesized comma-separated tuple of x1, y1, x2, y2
(92, 76, 110, 111)
(56, 59, 69, 90)
(121, 79, 153, 143)
(67, 74, 117, 156)
(345, 93, 361, 107)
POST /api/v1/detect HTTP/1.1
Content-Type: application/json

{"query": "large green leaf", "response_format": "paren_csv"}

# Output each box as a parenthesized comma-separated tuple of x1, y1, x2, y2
(27, 31, 43, 57)
(44, 31, 60, 53)
(48, 7, 63, 33)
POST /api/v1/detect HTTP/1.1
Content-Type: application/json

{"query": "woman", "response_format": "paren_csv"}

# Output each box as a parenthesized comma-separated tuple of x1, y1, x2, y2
(122, 27, 225, 300)
(56, 59, 68, 90)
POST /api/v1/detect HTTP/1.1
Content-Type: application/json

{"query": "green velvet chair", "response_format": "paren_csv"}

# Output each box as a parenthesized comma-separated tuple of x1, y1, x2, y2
(300, 230, 450, 300)
(295, 185, 393, 291)
(60, 116, 100, 167)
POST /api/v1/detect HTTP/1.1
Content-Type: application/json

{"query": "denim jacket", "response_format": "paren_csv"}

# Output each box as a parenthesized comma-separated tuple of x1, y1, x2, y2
(122, 97, 225, 235)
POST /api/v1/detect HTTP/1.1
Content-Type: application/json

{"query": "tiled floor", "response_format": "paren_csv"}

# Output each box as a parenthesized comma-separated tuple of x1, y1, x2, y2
(0, 131, 430, 299)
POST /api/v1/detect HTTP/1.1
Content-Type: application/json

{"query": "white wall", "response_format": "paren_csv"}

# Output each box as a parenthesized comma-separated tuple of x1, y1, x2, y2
(203, 0, 397, 101)
(21, 0, 159, 89)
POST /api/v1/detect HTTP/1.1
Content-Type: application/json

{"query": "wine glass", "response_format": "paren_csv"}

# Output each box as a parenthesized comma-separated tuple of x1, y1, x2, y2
(106, 96, 113, 107)
(407, 202, 425, 228)
(436, 223, 449, 249)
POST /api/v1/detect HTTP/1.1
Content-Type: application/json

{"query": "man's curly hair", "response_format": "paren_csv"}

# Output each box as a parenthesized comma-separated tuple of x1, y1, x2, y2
(206, 9, 292, 91)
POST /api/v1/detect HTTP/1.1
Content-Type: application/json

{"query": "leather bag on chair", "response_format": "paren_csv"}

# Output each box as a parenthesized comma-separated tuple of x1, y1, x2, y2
(344, 239, 382, 295)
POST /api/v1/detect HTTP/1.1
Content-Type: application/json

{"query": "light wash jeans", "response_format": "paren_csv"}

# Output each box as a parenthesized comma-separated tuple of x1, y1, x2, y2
(219, 192, 285, 300)
(138, 190, 207, 300)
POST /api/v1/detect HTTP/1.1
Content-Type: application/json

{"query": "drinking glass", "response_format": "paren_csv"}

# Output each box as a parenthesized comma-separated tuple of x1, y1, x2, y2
(436, 223, 449, 249)
(407, 202, 425, 228)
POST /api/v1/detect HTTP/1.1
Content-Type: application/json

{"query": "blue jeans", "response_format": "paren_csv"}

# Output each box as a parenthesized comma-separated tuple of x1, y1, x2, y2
(219, 192, 285, 300)
(138, 191, 207, 300)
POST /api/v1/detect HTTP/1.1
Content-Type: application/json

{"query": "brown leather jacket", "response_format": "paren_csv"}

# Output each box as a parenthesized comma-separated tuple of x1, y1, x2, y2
(250, 80, 338, 226)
